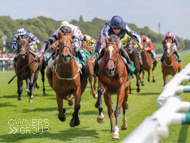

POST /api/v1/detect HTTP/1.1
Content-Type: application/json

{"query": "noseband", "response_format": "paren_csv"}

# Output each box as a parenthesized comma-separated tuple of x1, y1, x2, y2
(18, 40, 28, 57)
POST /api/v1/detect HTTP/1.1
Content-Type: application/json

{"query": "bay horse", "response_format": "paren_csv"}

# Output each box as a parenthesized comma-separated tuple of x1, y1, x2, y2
(95, 35, 130, 140)
(46, 30, 89, 127)
(124, 38, 142, 92)
(14, 36, 43, 103)
(139, 45, 157, 84)
(161, 38, 182, 86)
(81, 41, 98, 98)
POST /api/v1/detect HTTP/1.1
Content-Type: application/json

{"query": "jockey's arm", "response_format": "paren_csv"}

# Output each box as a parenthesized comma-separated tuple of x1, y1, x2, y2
(11, 35, 18, 49)
(173, 36, 180, 49)
(123, 23, 142, 48)
(146, 40, 153, 51)
(35, 30, 59, 61)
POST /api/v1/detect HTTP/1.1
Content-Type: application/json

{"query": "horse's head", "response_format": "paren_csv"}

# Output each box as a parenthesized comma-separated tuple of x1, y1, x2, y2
(125, 38, 135, 54)
(104, 35, 120, 76)
(165, 38, 173, 57)
(17, 36, 30, 59)
(58, 30, 74, 63)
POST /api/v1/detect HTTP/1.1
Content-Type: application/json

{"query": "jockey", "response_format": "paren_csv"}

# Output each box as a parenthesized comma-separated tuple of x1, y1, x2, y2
(11, 28, 40, 62)
(82, 34, 96, 51)
(122, 34, 143, 66)
(94, 15, 143, 75)
(160, 32, 181, 62)
(141, 35, 156, 60)
(11, 28, 39, 51)
(35, 21, 87, 69)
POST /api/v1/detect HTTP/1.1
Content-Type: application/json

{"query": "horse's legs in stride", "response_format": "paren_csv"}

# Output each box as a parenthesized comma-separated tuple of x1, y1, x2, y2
(40, 61, 46, 95)
(95, 86, 105, 123)
(147, 69, 152, 82)
(56, 93, 66, 122)
(141, 70, 145, 86)
(163, 74, 168, 86)
(112, 86, 125, 140)
(17, 78, 23, 100)
(28, 73, 36, 103)
(70, 87, 81, 127)
(46, 67, 53, 89)
(152, 61, 157, 82)
(89, 75, 98, 98)
(136, 72, 140, 92)
(104, 93, 114, 133)
(121, 87, 129, 130)
(93, 76, 98, 91)
(63, 95, 73, 106)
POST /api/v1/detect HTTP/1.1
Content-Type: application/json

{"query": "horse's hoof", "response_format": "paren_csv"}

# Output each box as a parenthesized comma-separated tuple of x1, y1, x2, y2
(68, 100, 73, 106)
(63, 108, 66, 114)
(43, 92, 46, 96)
(94, 94, 98, 99)
(121, 124, 128, 130)
(75, 119, 80, 126)
(58, 116, 66, 122)
(137, 88, 140, 92)
(18, 96, 22, 100)
(25, 88, 29, 92)
(110, 129, 115, 134)
(112, 134, 120, 140)
(153, 80, 156, 83)
(36, 85, 39, 89)
(28, 99, 33, 103)
(97, 117, 105, 123)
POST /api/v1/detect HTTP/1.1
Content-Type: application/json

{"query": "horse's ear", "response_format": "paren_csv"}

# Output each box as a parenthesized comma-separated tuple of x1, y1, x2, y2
(58, 30, 62, 39)
(115, 37, 120, 44)
(105, 36, 109, 44)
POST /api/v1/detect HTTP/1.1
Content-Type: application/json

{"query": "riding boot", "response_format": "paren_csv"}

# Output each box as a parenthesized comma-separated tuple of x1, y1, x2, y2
(160, 53, 165, 63)
(174, 51, 181, 62)
(76, 50, 87, 69)
(150, 50, 156, 61)
(120, 48, 133, 75)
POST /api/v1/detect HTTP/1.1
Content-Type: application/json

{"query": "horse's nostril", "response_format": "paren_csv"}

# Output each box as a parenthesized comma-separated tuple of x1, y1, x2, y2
(111, 68, 115, 71)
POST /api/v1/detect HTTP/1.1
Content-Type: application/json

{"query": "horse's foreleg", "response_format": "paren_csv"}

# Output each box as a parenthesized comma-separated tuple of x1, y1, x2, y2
(152, 61, 157, 82)
(46, 67, 53, 89)
(89, 75, 98, 98)
(17, 78, 23, 100)
(121, 87, 129, 130)
(141, 70, 145, 86)
(41, 57, 46, 95)
(95, 85, 105, 123)
(112, 86, 125, 140)
(147, 69, 152, 82)
(93, 76, 98, 92)
(136, 73, 140, 92)
(28, 73, 36, 103)
(104, 93, 114, 133)
(56, 93, 66, 122)
(70, 87, 81, 127)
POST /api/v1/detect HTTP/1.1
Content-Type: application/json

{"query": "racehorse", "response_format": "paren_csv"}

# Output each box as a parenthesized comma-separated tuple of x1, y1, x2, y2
(124, 38, 142, 92)
(46, 30, 89, 127)
(161, 38, 182, 86)
(139, 45, 157, 84)
(14, 36, 43, 103)
(81, 41, 98, 98)
(95, 35, 130, 140)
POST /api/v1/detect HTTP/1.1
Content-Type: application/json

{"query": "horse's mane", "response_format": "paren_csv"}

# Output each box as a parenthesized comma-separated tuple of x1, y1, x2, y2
(108, 35, 118, 42)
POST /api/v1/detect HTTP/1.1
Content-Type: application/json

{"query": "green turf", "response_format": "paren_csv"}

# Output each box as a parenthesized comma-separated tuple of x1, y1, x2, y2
(0, 52, 190, 143)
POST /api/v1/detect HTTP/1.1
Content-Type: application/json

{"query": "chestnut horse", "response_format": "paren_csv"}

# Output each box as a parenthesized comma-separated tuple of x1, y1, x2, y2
(46, 30, 89, 127)
(161, 38, 182, 86)
(14, 37, 43, 103)
(139, 45, 157, 85)
(81, 41, 98, 98)
(95, 35, 130, 140)
(124, 38, 142, 92)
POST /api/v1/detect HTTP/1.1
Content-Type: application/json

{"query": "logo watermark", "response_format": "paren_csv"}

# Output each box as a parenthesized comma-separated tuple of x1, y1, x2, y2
(8, 119, 49, 134)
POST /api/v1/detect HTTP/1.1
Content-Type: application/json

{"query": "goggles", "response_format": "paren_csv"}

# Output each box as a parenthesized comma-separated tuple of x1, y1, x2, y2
(112, 26, 122, 30)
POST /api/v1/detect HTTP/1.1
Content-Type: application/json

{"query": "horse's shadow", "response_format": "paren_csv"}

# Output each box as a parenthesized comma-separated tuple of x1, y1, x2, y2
(0, 102, 17, 107)
(135, 92, 159, 96)
(0, 127, 104, 142)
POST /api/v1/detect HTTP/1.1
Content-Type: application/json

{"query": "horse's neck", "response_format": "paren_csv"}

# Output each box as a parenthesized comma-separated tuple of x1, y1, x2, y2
(164, 52, 175, 64)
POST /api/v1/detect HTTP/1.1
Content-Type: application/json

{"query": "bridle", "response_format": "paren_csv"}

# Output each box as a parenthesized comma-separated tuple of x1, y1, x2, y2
(18, 39, 29, 57)
(104, 42, 121, 69)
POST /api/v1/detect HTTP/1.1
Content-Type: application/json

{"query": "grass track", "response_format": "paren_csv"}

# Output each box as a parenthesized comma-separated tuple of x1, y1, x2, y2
(0, 52, 190, 143)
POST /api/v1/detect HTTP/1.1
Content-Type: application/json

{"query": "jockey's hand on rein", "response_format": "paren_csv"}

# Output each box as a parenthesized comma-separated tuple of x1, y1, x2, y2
(35, 53, 42, 61)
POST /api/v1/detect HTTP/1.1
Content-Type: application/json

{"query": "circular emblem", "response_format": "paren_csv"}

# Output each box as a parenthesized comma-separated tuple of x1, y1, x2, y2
(2, 35, 7, 41)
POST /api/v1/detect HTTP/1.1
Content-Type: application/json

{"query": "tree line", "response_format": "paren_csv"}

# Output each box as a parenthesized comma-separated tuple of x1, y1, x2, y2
(0, 15, 190, 53)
